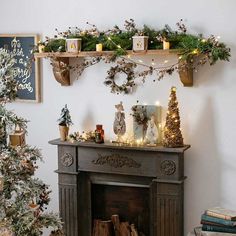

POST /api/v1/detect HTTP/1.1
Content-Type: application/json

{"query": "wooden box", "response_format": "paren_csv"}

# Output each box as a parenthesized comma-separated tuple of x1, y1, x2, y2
(132, 36, 148, 52)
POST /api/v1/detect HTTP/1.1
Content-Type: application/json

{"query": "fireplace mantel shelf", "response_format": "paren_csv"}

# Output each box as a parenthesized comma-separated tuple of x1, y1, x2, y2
(50, 138, 190, 236)
(49, 138, 190, 153)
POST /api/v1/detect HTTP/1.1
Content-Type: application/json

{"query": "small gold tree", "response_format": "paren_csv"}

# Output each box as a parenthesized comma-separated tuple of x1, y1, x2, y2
(163, 87, 184, 147)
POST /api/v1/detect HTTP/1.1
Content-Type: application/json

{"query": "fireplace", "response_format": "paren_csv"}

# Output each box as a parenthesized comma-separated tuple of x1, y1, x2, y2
(92, 182, 150, 235)
(49, 139, 190, 236)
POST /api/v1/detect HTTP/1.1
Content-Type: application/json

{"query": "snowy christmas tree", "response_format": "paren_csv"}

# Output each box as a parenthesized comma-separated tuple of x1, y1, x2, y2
(0, 48, 63, 235)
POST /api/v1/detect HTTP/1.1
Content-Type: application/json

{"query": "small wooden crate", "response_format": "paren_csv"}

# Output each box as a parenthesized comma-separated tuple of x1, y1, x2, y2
(9, 130, 26, 147)
(132, 36, 148, 52)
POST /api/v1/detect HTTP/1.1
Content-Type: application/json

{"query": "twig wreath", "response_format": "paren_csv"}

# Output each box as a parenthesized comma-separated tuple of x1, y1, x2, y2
(104, 61, 137, 94)
(36, 19, 231, 94)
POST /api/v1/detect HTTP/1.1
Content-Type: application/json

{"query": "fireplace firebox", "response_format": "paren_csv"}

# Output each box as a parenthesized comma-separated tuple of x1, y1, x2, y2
(49, 139, 190, 236)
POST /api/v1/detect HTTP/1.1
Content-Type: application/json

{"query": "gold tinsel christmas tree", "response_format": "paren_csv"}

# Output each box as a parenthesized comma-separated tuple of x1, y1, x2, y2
(163, 87, 184, 147)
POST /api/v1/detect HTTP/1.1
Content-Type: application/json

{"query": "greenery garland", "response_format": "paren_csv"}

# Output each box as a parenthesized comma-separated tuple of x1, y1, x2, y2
(39, 19, 230, 63)
(37, 19, 231, 94)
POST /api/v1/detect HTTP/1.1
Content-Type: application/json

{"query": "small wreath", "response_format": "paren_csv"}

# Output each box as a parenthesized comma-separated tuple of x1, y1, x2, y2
(104, 62, 136, 94)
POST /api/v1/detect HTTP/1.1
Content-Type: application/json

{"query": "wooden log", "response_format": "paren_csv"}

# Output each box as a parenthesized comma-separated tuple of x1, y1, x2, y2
(93, 219, 101, 236)
(93, 220, 114, 236)
(130, 224, 138, 236)
(111, 214, 120, 236)
(119, 222, 131, 236)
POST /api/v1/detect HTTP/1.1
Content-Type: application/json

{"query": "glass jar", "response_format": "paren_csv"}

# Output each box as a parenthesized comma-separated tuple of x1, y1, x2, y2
(95, 124, 104, 143)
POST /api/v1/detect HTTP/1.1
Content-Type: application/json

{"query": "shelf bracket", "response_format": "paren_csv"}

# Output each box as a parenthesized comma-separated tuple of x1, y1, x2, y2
(178, 59, 193, 87)
(50, 57, 70, 86)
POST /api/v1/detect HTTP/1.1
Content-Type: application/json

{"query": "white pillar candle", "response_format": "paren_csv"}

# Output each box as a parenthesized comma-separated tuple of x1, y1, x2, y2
(163, 41, 170, 50)
(96, 43, 103, 52)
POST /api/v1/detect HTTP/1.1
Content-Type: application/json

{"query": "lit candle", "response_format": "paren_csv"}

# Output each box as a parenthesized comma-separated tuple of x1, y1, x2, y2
(163, 41, 170, 50)
(96, 43, 103, 52)
(0, 176, 4, 191)
(38, 45, 45, 53)
(136, 139, 140, 146)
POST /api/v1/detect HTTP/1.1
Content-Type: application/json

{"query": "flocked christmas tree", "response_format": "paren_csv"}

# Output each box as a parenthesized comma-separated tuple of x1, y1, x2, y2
(163, 87, 184, 148)
(0, 48, 64, 235)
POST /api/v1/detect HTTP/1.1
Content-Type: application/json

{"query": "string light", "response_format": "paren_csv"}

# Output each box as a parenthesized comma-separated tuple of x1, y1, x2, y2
(117, 45, 121, 48)
(138, 59, 143, 63)
(192, 49, 198, 54)
(164, 60, 169, 63)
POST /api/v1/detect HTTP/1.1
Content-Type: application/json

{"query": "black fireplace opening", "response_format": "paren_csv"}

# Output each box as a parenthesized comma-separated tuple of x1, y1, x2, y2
(91, 183, 150, 235)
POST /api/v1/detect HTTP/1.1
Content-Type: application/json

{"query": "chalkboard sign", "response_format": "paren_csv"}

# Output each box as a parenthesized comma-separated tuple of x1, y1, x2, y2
(0, 34, 40, 102)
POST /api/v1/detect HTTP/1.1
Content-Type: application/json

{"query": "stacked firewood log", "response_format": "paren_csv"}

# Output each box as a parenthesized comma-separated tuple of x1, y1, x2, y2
(93, 214, 140, 236)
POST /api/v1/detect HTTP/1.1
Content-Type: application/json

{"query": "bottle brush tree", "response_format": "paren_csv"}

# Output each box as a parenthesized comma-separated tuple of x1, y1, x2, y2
(57, 104, 73, 141)
(163, 86, 184, 148)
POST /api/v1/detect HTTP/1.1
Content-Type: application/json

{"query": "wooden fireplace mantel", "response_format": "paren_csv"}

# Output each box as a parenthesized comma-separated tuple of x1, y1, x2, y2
(49, 139, 190, 236)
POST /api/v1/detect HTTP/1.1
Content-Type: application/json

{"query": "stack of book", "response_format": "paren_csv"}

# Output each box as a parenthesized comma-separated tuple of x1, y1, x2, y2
(199, 207, 236, 235)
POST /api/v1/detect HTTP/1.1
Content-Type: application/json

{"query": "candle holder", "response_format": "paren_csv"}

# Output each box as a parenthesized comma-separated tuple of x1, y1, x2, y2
(38, 45, 45, 53)
(132, 36, 148, 52)
(66, 38, 82, 52)
(163, 41, 170, 50)
(96, 43, 103, 52)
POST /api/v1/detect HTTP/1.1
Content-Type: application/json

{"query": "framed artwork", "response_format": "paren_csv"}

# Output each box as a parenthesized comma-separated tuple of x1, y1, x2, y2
(0, 34, 41, 102)
(132, 105, 162, 143)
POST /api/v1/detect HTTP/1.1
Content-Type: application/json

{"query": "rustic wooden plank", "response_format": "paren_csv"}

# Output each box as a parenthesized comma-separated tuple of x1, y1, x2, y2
(34, 49, 180, 58)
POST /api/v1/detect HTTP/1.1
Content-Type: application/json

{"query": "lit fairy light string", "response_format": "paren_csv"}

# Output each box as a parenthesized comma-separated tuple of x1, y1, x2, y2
(105, 36, 179, 73)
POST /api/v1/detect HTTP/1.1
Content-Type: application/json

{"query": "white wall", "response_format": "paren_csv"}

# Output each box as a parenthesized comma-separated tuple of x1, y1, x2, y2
(1, 0, 236, 235)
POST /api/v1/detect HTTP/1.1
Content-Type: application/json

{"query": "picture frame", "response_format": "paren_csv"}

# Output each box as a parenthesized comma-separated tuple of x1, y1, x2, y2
(132, 105, 162, 143)
(0, 34, 41, 103)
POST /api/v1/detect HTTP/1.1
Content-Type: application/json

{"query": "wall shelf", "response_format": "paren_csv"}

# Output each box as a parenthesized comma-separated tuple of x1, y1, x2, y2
(34, 49, 193, 87)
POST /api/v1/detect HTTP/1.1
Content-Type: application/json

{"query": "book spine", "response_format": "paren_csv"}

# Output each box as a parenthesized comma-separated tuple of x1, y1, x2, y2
(201, 220, 224, 227)
(205, 211, 233, 221)
(202, 225, 236, 233)
(202, 214, 236, 227)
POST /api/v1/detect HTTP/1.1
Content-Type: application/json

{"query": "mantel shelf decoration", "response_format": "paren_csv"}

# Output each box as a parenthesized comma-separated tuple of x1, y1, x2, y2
(34, 19, 230, 93)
